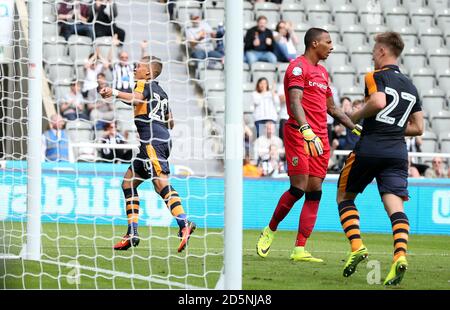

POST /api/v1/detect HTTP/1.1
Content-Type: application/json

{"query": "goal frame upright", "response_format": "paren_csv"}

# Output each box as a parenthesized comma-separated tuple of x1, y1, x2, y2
(25, 0, 43, 261)
(224, 0, 244, 290)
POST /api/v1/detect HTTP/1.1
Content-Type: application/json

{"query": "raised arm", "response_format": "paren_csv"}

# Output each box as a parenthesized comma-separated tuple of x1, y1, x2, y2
(99, 87, 144, 105)
(405, 111, 424, 137)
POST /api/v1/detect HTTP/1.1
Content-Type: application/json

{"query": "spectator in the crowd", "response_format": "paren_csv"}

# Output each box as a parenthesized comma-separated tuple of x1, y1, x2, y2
(273, 20, 299, 62)
(83, 49, 109, 103)
(244, 121, 253, 159)
(244, 15, 277, 66)
(186, 13, 225, 66)
(42, 114, 72, 162)
(89, 73, 115, 128)
(90, 0, 126, 44)
(110, 49, 134, 93)
(276, 82, 288, 140)
(243, 154, 262, 178)
(406, 134, 422, 164)
(253, 122, 284, 164)
(259, 144, 286, 177)
(57, 0, 94, 41)
(408, 157, 421, 177)
(340, 96, 353, 115)
(99, 121, 132, 163)
(425, 156, 446, 178)
(252, 77, 280, 137)
(60, 81, 89, 120)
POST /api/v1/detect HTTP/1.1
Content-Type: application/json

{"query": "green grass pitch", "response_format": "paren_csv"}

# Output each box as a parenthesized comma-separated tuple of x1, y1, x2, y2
(1, 222, 449, 289)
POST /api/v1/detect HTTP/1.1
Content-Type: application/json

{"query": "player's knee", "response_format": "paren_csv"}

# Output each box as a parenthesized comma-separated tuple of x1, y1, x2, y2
(338, 200, 355, 212)
(305, 190, 322, 201)
(122, 187, 138, 199)
(289, 186, 305, 199)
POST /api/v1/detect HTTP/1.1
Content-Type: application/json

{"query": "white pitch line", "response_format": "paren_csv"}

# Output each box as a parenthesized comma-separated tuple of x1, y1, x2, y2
(40, 259, 203, 290)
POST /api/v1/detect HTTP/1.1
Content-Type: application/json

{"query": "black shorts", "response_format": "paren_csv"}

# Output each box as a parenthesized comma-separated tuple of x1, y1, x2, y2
(337, 152, 409, 200)
(131, 142, 171, 179)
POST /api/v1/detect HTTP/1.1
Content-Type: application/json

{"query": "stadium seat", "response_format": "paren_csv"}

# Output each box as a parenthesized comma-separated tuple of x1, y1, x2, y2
(385, 7, 409, 29)
(437, 68, 450, 92)
(359, 5, 383, 27)
(436, 9, 450, 34)
(402, 47, 427, 72)
(421, 130, 438, 152)
(280, 3, 305, 23)
(93, 37, 113, 60)
(205, 0, 224, 9)
(52, 78, 72, 102)
(251, 62, 277, 84)
(243, 84, 255, 114)
(419, 27, 444, 50)
(66, 120, 94, 143)
(333, 4, 358, 27)
(410, 7, 435, 30)
(243, 2, 254, 24)
(306, 4, 332, 27)
(429, 0, 449, 11)
(43, 21, 60, 39)
(430, 110, 450, 134)
(206, 96, 225, 114)
(410, 67, 436, 92)
(428, 48, 450, 73)
(243, 21, 256, 31)
(198, 69, 224, 87)
(356, 66, 374, 88)
(47, 56, 74, 84)
(330, 65, 356, 90)
(302, 0, 323, 6)
(43, 1, 55, 17)
(277, 62, 289, 83)
(339, 86, 365, 102)
(68, 35, 93, 64)
(439, 131, 450, 153)
(43, 36, 67, 61)
(402, 0, 427, 11)
(204, 7, 224, 29)
(398, 26, 418, 49)
(293, 22, 312, 54)
(349, 45, 372, 69)
(378, 0, 400, 8)
(421, 88, 446, 113)
(176, 1, 203, 26)
(366, 25, 389, 47)
(321, 24, 340, 45)
(352, 0, 390, 11)
(254, 2, 280, 29)
(325, 44, 348, 69)
(342, 25, 367, 48)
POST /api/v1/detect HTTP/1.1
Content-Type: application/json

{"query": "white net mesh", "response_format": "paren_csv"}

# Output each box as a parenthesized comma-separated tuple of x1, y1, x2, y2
(1, 0, 225, 289)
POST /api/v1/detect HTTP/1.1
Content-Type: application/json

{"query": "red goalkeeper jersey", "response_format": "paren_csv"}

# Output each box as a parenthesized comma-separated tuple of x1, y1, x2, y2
(284, 55, 332, 138)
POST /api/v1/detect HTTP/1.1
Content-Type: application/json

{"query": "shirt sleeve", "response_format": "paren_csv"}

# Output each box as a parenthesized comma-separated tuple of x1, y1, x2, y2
(326, 85, 333, 98)
(411, 91, 422, 114)
(135, 80, 146, 94)
(286, 66, 305, 91)
(365, 71, 385, 96)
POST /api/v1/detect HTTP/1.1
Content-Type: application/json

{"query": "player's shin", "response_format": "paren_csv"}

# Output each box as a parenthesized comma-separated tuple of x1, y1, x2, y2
(269, 186, 304, 231)
(124, 188, 140, 236)
(296, 191, 321, 246)
(338, 200, 362, 251)
(160, 185, 187, 228)
(390, 212, 409, 261)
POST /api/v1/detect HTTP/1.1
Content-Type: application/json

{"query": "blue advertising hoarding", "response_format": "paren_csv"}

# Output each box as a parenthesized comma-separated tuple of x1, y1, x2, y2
(0, 161, 449, 235)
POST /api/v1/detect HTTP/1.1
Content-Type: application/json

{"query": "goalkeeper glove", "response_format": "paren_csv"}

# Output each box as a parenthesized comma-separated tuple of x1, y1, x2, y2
(299, 124, 323, 157)
(351, 124, 363, 136)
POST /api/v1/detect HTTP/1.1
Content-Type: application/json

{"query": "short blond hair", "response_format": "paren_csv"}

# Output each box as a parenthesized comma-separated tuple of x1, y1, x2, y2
(375, 32, 405, 57)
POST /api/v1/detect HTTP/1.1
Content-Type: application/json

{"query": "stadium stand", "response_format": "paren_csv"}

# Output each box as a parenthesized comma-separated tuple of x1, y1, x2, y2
(42, 0, 450, 174)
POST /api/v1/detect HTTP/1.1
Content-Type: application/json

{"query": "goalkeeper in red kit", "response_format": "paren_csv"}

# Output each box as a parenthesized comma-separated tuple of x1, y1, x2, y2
(256, 28, 362, 262)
